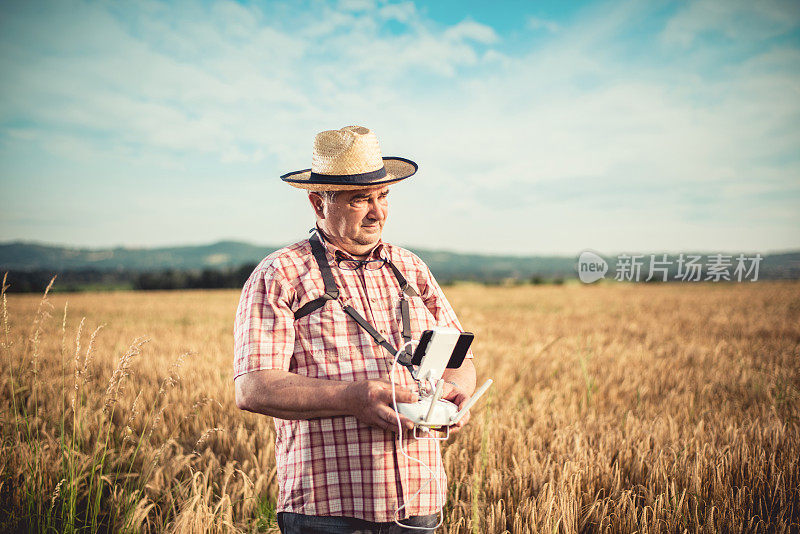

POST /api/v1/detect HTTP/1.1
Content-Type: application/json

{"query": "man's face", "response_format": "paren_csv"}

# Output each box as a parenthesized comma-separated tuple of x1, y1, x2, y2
(313, 185, 390, 253)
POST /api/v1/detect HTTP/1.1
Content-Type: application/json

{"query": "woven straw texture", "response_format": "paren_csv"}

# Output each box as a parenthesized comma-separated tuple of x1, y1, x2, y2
(281, 126, 417, 190)
(313, 126, 382, 175)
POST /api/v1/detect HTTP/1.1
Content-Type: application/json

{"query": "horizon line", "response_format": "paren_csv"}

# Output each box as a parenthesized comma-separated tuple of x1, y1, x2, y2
(2, 238, 799, 260)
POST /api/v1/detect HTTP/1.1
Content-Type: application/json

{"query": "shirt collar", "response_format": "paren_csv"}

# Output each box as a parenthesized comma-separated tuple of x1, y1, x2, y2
(314, 226, 385, 261)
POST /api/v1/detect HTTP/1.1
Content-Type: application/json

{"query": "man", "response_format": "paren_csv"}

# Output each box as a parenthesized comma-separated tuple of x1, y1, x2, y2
(234, 125, 477, 533)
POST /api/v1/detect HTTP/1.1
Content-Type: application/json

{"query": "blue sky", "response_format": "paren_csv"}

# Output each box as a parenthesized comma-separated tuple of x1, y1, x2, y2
(1, 0, 799, 255)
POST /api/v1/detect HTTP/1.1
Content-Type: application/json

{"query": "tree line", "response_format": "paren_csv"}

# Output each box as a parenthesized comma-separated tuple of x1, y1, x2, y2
(2, 264, 258, 293)
(2, 264, 575, 293)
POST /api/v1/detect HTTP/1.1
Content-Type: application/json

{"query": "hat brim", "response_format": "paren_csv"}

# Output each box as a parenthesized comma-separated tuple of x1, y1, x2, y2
(280, 157, 417, 191)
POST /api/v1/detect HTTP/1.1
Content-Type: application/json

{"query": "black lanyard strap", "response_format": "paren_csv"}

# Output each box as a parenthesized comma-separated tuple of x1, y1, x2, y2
(292, 230, 415, 368)
(387, 261, 418, 297)
(399, 298, 412, 360)
(382, 245, 415, 360)
(341, 304, 398, 357)
(292, 231, 340, 320)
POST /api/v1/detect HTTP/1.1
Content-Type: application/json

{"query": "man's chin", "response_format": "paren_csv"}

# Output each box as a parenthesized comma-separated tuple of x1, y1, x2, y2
(354, 229, 382, 246)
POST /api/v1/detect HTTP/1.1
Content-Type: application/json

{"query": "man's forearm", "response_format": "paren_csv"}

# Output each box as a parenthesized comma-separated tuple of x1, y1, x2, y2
(442, 358, 477, 395)
(235, 369, 352, 420)
(235, 368, 420, 432)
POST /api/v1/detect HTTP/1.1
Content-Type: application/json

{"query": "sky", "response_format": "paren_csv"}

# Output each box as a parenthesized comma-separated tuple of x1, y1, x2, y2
(1, 0, 799, 256)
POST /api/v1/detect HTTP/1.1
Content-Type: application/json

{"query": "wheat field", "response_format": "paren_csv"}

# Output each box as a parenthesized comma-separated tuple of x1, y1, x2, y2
(1, 279, 798, 533)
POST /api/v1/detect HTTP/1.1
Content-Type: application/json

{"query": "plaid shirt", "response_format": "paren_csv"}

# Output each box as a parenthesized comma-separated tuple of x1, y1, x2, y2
(233, 233, 472, 522)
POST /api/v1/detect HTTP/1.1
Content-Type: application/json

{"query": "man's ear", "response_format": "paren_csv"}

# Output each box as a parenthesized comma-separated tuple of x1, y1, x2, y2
(308, 192, 325, 219)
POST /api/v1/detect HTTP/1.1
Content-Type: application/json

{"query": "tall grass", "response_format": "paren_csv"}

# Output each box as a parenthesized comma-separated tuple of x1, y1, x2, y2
(0, 279, 266, 533)
(1, 280, 798, 532)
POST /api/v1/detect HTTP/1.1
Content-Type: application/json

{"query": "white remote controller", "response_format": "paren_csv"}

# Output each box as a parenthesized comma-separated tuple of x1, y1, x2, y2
(394, 326, 493, 430)
(397, 397, 459, 428)
(396, 377, 494, 429)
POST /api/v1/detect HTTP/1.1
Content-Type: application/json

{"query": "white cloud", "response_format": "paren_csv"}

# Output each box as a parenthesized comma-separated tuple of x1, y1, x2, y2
(379, 2, 417, 23)
(443, 20, 498, 44)
(662, 0, 800, 47)
(527, 16, 560, 33)
(1, 0, 799, 253)
(338, 0, 377, 12)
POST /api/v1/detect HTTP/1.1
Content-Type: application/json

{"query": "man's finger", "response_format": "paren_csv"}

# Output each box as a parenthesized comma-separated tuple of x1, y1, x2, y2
(379, 406, 415, 432)
(396, 388, 418, 404)
(443, 390, 468, 410)
(370, 408, 398, 433)
(380, 386, 417, 404)
(398, 414, 415, 431)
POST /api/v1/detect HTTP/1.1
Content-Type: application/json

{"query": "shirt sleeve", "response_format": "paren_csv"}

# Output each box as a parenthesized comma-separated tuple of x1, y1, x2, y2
(233, 265, 296, 379)
(414, 257, 474, 360)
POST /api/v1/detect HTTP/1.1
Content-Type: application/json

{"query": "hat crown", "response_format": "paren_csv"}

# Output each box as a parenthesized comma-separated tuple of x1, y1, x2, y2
(312, 126, 384, 176)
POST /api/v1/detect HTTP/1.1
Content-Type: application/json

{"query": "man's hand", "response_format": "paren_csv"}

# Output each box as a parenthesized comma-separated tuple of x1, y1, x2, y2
(346, 379, 418, 433)
(442, 382, 470, 432)
(441, 359, 477, 433)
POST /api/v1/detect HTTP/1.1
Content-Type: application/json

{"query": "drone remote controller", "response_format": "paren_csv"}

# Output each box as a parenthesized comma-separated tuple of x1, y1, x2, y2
(394, 327, 493, 431)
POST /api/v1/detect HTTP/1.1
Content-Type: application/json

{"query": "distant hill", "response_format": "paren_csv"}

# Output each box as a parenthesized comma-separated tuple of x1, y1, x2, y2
(0, 241, 274, 272)
(1, 241, 799, 285)
(0, 240, 576, 283)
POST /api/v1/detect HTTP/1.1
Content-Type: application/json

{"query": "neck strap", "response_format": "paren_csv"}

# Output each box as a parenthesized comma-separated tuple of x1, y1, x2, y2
(294, 229, 416, 369)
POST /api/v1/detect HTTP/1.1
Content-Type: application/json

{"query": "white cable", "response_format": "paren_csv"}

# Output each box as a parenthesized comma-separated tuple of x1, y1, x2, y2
(390, 341, 445, 531)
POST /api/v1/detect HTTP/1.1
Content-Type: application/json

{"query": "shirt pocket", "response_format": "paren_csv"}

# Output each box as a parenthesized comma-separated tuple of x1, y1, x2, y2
(296, 300, 385, 381)
(294, 302, 349, 367)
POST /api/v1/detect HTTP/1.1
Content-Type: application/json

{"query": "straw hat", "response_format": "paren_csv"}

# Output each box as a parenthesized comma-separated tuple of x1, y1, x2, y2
(280, 126, 417, 191)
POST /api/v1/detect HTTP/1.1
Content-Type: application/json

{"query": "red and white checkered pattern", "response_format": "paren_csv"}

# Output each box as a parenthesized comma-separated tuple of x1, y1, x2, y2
(234, 235, 472, 522)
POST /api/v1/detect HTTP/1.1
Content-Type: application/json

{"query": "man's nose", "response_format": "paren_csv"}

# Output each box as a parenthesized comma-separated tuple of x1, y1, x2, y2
(366, 199, 386, 220)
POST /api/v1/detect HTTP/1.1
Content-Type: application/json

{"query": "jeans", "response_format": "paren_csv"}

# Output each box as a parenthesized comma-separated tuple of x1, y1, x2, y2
(277, 511, 440, 534)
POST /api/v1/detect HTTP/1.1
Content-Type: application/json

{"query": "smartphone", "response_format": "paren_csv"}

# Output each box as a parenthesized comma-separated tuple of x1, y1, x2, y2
(412, 328, 474, 371)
